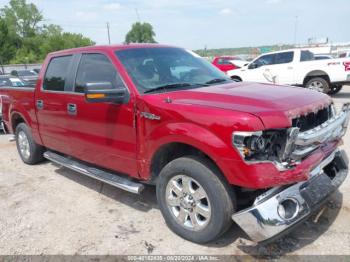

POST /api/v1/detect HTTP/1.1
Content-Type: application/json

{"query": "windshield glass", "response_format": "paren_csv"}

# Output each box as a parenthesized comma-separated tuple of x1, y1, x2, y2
(115, 47, 229, 94)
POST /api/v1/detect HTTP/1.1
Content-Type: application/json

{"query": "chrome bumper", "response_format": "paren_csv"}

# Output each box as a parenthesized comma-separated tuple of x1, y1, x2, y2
(232, 149, 348, 243)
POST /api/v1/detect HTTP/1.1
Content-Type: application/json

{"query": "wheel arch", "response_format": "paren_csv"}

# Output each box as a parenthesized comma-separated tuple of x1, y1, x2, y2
(149, 142, 226, 183)
(303, 70, 330, 86)
(10, 111, 28, 133)
(231, 75, 242, 82)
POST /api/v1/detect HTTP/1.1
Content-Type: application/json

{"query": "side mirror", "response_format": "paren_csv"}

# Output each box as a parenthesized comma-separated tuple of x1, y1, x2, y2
(248, 63, 258, 69)
(84, 82, 129, 104)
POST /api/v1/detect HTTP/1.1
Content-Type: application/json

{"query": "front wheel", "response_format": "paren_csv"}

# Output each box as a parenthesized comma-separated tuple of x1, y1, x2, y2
(305, 77, 330, 93)
(156, 156, 235, 243)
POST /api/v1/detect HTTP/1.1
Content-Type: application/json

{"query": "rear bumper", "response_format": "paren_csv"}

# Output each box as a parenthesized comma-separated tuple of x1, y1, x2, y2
(232, 149, 348, 243)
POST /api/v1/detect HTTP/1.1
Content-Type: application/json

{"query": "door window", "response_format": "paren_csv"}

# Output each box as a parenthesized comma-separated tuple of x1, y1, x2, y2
(275, 52, 294, 64)
(252, 54, 275, 68)
(75, 53, 126, 93)
(300, 50, 314, 62)
(43, 55, 73, 91)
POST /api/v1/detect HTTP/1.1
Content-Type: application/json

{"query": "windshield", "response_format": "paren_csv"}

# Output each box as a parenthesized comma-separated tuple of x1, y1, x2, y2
(115, 47, 229, 94)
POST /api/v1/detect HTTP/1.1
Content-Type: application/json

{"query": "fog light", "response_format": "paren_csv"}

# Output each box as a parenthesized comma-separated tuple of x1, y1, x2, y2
(277, 198, 299, 220)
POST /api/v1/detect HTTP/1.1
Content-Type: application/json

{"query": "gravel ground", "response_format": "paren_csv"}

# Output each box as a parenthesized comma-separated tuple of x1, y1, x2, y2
(0, 86, 350, 257)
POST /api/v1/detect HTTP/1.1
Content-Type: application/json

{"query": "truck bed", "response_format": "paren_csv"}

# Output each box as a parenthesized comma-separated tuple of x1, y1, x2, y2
(0, 87, 36, 133)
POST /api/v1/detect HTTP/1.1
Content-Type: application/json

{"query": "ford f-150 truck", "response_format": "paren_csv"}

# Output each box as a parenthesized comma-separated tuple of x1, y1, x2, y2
(0, 44, 349, 244)
(227, 49, 350, 94)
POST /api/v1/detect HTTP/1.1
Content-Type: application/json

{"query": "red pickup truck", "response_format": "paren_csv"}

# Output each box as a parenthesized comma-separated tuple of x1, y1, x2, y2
(0, 44, 349, 244)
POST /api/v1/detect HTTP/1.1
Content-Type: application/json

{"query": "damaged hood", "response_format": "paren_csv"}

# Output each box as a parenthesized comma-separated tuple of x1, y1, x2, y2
(167, 82, 332, 129)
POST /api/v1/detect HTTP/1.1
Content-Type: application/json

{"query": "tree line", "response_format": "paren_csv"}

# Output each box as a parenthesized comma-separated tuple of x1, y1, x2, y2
(0, 0, 95, 65)
(0, 0, 157, 66)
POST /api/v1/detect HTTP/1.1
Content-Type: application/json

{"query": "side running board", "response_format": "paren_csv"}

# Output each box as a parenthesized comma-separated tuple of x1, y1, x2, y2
(43, 151, 145, 194)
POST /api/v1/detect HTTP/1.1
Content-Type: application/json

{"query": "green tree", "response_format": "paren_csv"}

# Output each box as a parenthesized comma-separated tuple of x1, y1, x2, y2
(0, 17, 17, 66)
(0, 0, 95, 64)
(125, 22, 157, 44)
(38, 24, 94, 59)
(1, 0, 43, 38)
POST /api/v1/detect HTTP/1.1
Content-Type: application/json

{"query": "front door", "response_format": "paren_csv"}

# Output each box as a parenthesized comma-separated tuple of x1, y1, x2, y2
(65, 52, 138, 177)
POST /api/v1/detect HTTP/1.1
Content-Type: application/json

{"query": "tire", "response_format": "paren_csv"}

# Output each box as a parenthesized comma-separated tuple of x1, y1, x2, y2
(15, 122, 45, 165)
(328, 85, 343, 95)
(156, 156, 235, 243)
(231, 76, 242, 82)
(305, 77, 330, 93)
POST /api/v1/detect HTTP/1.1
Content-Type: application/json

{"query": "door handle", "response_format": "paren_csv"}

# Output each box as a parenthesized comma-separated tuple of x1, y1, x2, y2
(36, 100, 44, 110)
(67, 103, 77, 115)
(287, 66, 293, 70)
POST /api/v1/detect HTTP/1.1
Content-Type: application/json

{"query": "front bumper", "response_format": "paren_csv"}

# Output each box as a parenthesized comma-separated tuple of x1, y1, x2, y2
(232, 149, 348, 243)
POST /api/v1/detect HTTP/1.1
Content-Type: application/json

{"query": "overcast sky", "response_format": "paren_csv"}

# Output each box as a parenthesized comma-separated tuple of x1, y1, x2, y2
(1, 0, 349, 49)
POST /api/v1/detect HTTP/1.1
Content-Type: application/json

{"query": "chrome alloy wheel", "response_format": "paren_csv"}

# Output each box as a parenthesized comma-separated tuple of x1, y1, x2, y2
(165, 174, 211, 231)
(307, 80, 324, 92)
(18, 131, 30, 159)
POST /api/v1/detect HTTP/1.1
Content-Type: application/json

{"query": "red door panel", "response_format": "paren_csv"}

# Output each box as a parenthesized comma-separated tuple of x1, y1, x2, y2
(66, 94, 138, 177)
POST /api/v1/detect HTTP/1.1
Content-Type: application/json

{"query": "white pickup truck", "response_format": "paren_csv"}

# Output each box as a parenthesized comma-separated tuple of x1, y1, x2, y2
(227, 49, 350, 94)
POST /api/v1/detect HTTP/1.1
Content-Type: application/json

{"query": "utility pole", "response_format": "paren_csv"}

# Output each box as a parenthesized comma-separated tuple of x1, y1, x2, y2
(293, 15, 298, 47)
(135, 8, 141, 22)
(106, 22, 111, 45)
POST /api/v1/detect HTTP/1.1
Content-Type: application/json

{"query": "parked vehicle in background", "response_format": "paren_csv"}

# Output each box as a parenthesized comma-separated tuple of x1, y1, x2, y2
(314, 55, 333, 60)
(228, 59, 249, 69)
(0, 44, 349, 244)
(33, 68, 41, 74)
(212, 56, 245, 73)
(227, 49, 350, 94)
(0, 75, 27, 87)
(10, 70, 38, 87)
(339, 51, 350, 58)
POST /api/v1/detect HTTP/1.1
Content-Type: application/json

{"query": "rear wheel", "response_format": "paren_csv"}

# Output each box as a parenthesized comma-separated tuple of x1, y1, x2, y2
(15, 123, 45, 165)
(156, 156, 235, 243)
(305, 77, 330, 93)
(328, 85, 343, 95)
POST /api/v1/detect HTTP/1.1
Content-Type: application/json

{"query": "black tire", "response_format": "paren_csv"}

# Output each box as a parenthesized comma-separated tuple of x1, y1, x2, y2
(231, 76, 242, 82)
(15, 122, 45, 165)
(305, 77, 330, 93)
(328, 85, 343, 95)
(156, 156, 235, 243)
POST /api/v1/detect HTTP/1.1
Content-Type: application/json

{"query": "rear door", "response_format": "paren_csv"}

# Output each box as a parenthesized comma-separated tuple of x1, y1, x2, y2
(35, 55, 74, 154)
(64, 52, 138, 177)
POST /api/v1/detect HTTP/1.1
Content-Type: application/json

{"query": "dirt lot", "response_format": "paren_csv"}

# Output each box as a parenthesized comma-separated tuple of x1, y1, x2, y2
(1, 86, 350, 257)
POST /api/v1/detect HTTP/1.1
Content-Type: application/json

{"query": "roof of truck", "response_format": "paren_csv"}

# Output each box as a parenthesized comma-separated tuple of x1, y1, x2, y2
(49, 43, 177, 56)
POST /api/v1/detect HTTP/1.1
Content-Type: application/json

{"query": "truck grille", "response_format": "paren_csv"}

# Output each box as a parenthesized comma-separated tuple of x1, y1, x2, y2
(292, 105, 333, 132)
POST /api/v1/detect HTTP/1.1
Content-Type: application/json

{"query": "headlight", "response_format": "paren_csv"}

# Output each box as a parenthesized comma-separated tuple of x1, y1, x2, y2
(232, 128, 299, 163)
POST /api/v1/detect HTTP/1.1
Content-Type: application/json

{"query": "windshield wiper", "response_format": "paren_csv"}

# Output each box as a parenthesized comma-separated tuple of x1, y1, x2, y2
(205, 78, 229, 85)
(144, 83, 205, 94)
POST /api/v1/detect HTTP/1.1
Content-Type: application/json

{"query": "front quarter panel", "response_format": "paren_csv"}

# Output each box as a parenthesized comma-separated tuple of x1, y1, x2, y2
(137, 96, 265, 183)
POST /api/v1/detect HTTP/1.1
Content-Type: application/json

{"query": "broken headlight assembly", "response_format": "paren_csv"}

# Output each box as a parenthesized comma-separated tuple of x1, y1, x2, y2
(232, 128, 299, 164)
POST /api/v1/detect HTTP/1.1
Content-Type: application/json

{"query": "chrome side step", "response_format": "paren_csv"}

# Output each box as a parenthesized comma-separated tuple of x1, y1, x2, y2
(43, 151, 145, 194)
